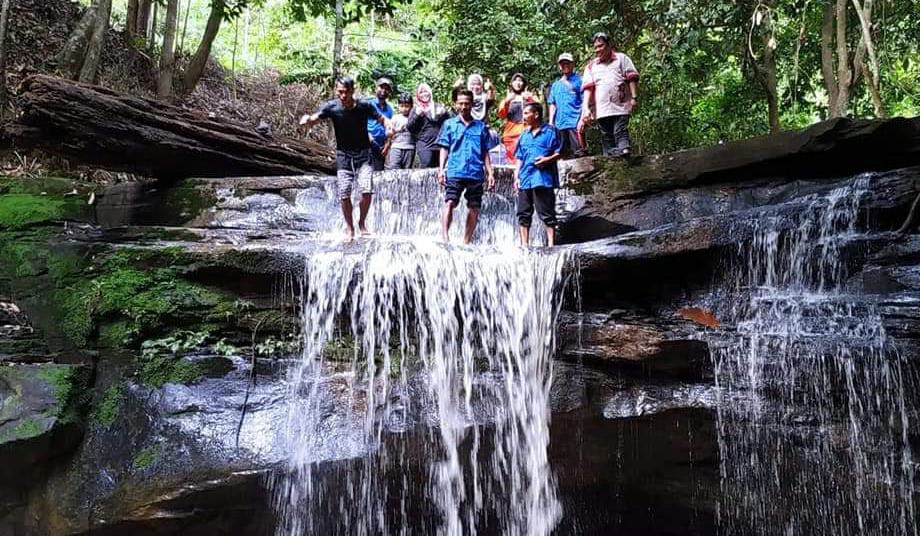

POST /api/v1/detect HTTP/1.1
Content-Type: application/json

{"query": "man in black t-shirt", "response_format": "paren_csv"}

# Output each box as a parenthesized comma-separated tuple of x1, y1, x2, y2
(300, 76, 387, 240)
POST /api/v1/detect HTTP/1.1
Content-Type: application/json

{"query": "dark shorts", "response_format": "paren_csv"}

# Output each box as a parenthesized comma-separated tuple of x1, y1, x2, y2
(558, 128, 585, 159)
(517, 187, 557, 227)
(444, 178, 484, 209)
(370, 145, 386, 171)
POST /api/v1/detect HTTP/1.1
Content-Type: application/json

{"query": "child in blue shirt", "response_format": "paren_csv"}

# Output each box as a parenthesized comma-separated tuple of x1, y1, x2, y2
(513, 102, 562, 247)
(437, 89, 495, 244)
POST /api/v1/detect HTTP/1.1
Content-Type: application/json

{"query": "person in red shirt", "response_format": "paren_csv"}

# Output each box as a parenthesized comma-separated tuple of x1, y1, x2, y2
(497, 73, 539, 163)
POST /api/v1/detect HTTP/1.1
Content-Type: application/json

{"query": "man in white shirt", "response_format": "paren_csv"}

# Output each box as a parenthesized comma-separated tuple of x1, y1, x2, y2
(578, 31, 640, 156)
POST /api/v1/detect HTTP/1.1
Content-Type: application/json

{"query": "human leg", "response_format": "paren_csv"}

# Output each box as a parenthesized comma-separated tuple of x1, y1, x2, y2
(612, 115, 632, 155)
(398, 148, 416, 169)
(462, 180, 484, 244)
(516, 188, 535, 246)
(370, 145, 385, 171)
(596, 116, 618, 156)
(356, 160, 375, 234)
(442, 179, 463, 242)
(464, 208, 480, 244)
(417, 143, 438, 168)
(533, 187, 558, 247)
(337, 168, 356, 240)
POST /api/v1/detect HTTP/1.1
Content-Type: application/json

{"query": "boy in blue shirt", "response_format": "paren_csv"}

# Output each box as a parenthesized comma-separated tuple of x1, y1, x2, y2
(513, 102, 562, 247)
(437, 89, 495, 244)
(547, 52, 584, 158)
(366, 77, 394, 170)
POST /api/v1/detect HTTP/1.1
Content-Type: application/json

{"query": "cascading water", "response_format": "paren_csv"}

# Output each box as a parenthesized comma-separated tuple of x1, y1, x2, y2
(270, 168, 567, 535)
(712, 176, 917, 535)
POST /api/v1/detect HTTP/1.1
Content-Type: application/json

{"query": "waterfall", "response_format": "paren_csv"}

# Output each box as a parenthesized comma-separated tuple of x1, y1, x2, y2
(712, 176, 917, 535)
(269, 168, 567, 535)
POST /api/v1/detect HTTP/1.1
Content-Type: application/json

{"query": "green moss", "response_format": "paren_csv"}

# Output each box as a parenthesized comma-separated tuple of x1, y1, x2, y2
(37, 365, 90, 425)
(93, 385, 123, 428)
(49, 247, 233, 348)
(98, 320, 137, 348)
(0, 194, 66, 229)
(0, 419, 45, 442)
(132, 445, 162, 470)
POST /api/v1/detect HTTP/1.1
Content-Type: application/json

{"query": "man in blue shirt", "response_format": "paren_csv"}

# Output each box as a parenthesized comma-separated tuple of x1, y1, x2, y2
(547, 52, 585, 159)
(366, 77, 394, 171)
(514, 102, 562, 247)
(437, 89, 495, 244)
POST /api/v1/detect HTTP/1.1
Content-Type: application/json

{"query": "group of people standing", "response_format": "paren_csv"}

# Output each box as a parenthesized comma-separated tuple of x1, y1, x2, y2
(300, 32, 639, 246)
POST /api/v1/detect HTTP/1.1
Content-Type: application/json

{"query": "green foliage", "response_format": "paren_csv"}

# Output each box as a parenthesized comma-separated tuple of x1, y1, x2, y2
(132, 445, 162, 470)
(93, 385, 123, 428)
(138, 330, 210, 388)
(0, 194, 66, 230)
(210, 338, 240, 356)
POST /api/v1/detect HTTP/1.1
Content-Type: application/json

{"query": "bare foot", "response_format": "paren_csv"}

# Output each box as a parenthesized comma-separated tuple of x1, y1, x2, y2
(358, 223, 371, 236)
(441, 233, 450, 243)
(345, 227, 355, 242)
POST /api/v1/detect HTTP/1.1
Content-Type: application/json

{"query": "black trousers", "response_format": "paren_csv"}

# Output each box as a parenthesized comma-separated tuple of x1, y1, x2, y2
(517, 187, 557, 227)
(370, 145, 386, 171)
(416, 144, 441, 168)
(558, 128, 585, 159)
(597, 114, 632, 156)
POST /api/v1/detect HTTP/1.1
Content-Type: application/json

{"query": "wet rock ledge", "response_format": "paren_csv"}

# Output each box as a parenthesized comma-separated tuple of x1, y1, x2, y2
(0, 115, 917, 534)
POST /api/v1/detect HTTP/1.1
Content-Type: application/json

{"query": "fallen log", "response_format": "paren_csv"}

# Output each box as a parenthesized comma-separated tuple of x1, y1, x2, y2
(4, 74, 336, 178)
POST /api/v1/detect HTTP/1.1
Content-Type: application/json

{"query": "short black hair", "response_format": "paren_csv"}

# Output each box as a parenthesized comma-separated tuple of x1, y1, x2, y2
(455, 89, 474, 102)
(524, 102, 543, 120)
(592, 31, 610, 44)
(397, 93, 413, 105)
(335, 76, 355, 90)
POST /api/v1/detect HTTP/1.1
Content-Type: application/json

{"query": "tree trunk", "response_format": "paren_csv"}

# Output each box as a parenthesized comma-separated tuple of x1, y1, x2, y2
(833, 0, 851, 117)
(126, 0, 139, 40)
(78, 0, 112, 84)
(332, 0, 344, 80)
(851, 0, 886, 117)
(57, 3, 99, 79)
(0, 0, 10, 119)
(148, 0, 158, 47)
(820, 2, 838, 115)
(157, 0, 179, 99)
(182, 3, 223, 95)
(7, 75, 336, 179)
(179, 0, 192, 52)
(135, 0, 151, 45)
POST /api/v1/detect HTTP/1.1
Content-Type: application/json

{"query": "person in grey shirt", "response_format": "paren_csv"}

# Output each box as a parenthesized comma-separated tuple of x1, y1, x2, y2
(385, 93, 417, 170)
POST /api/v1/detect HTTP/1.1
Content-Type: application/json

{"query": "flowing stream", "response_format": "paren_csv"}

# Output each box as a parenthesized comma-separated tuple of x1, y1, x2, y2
(268, 169, 568, 535)
(712, 177, 917, 535)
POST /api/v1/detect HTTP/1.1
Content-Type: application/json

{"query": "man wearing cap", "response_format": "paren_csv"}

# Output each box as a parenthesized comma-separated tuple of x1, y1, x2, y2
(366, 77, 395, 170)
(300, 76, 388, 241)
(578, 32, 640, 157)
(548, 52, 585, 159)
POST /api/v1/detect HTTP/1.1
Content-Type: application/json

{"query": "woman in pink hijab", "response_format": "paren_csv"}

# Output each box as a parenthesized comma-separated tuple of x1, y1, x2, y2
(407, 83, 451, 168)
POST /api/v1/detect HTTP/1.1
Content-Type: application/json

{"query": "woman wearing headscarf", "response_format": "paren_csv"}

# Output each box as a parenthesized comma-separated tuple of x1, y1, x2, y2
(407, 83, 451, 168)
(497, 72, 539, 163)
(464, 73, 495, 122)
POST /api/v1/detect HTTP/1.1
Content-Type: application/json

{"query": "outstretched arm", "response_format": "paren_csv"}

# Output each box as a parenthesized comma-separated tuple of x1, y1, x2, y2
(299, 113, 322, 130)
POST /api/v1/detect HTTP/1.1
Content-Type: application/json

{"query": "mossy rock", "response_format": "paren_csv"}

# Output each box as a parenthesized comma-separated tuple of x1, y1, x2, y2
(0, 363, 92, 475)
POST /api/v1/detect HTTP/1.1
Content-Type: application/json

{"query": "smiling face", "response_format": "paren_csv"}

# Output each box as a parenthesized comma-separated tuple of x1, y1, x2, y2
(376, 84, 392, 100)
(468, 78, 483, 94)
(418, 87, 431, 103)
(511, 77, 525, 93)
